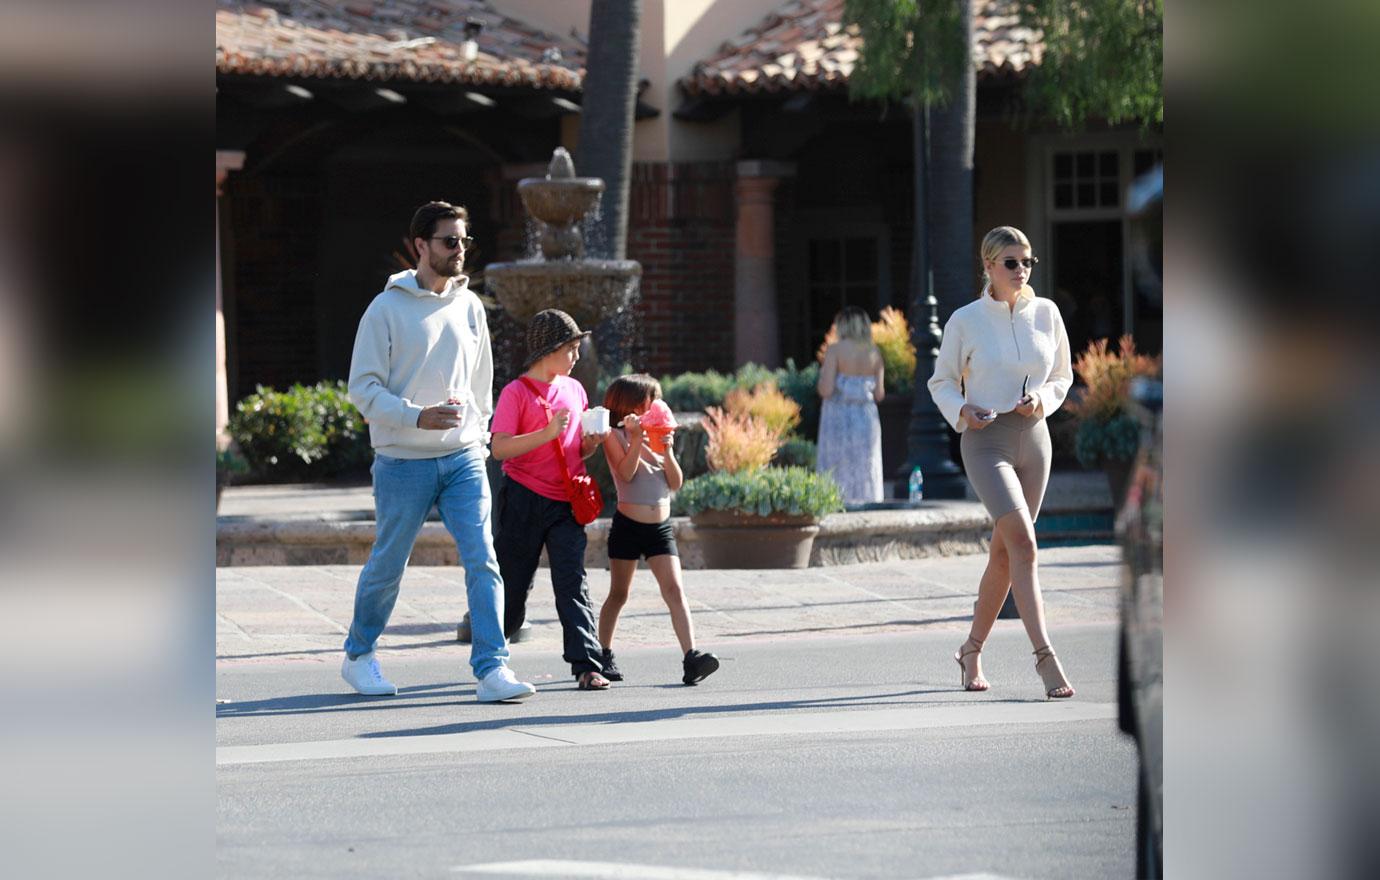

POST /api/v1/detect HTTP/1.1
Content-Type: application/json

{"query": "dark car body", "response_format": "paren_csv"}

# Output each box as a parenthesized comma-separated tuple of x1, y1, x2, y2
(1118, 376, 1163, 877)
(1118, 165, 1163, 877)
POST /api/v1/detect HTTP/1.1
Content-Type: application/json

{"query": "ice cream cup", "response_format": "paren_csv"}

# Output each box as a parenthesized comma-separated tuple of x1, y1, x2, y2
(581, 406, 610, 434)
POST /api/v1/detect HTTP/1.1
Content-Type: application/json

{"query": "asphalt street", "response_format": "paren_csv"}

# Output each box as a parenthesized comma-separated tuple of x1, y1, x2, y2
(217, 624, 1137, 879)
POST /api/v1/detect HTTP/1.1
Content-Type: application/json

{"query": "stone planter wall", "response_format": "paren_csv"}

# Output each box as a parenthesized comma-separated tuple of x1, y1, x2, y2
(217, 504, 993, 568)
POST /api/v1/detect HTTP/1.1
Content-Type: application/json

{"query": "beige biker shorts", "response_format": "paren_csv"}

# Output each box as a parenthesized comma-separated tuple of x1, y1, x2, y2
(960, 411, 1052, 522)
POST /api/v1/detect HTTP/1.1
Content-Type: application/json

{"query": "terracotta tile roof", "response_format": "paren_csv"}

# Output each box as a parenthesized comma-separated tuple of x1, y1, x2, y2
(216, 0, 586, 91)
(681, 0, 1042, 97)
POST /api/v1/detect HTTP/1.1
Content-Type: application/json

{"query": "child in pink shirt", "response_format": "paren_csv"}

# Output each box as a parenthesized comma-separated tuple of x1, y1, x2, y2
(490, 310, 612, 690)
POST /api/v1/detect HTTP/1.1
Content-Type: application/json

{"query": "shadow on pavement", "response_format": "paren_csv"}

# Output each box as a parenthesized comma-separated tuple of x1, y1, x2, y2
(722, 615, 972, 637)
(217, 637, 460, 661)
(358, 690, 1037, 739)
(217, 681, 1035, 735)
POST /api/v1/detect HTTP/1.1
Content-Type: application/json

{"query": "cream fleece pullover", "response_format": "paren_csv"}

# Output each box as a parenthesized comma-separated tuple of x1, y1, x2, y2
(928, 286, 1073, 433)
(347, 270, 494, 459)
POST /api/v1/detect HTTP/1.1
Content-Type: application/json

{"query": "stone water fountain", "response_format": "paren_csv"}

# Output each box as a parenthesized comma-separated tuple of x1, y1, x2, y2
(485, 147, 641, 391)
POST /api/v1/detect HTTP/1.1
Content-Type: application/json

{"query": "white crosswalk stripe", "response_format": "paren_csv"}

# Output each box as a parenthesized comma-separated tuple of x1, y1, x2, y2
(451, 861, 1023, 880)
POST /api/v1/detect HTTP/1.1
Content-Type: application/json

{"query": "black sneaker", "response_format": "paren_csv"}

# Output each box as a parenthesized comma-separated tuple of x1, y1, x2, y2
(682, 649, 720, 685)
(601, 647, 623, 681)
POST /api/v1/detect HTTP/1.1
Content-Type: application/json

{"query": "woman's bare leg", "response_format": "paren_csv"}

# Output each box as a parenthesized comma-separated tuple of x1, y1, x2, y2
(598, 559, 637, 648)
(955, 527, 1010, 689)
(992, 508, 1050, 648)
(647, 554, 694, 655)
(968, 526, 1011, 644)
(993, 507, 1073, 697)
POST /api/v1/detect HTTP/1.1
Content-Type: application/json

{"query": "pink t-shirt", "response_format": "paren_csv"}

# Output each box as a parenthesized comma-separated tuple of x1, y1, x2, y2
(491, 374, 588, 502)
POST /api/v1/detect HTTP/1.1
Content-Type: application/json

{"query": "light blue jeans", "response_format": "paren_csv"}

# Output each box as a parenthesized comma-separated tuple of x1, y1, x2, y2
(343, 446, 509, 679)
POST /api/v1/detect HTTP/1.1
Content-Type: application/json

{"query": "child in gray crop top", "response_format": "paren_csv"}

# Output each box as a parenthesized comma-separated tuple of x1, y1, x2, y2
(607, 428, 671, 505)
(595, 374, 719, 686)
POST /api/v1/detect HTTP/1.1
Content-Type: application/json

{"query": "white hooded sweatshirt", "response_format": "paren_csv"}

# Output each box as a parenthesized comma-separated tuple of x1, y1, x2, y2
(347, 270, 494, 459)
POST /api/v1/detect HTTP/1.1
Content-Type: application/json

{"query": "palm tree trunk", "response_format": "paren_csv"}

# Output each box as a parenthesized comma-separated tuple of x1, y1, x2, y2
(576, 0, 641, 261)
(928, 0, 975, 316)
(904, 100, 966, 499)
(909, 102, 932, 314)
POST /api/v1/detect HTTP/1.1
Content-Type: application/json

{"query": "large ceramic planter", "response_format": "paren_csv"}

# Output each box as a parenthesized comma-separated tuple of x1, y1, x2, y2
(1103, 458, 1135, 513)
(690, 510, 821, 569)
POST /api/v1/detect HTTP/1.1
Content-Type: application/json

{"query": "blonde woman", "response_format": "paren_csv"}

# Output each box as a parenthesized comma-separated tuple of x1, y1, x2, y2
(816, 305, 885, 505)
(928, 227, 1076, 699)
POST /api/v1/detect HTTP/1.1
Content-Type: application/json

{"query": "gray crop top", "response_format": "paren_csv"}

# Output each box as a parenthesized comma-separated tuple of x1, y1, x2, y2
(609, 428, 671, 505)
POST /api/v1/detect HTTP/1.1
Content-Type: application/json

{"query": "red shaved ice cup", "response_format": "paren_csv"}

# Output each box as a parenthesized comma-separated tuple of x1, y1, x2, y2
(641, 399, 676, 453)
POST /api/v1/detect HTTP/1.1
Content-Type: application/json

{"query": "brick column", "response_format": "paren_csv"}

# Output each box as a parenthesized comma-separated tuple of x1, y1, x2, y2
(733, 161, 794, 368)
(216, 150, 245, 448)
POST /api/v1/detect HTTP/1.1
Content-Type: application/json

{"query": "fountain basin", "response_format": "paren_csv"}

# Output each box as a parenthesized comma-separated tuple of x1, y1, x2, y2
(485, 259, 641, 329)
(517, 178, 604, 228)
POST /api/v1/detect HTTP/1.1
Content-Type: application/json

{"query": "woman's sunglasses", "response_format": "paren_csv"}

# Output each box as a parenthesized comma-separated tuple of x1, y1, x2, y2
(431, 235, 474, 250)
(997, 257, 1039, 270)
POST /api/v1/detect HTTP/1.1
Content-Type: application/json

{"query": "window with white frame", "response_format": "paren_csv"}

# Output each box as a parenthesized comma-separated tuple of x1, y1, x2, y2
(1040, 139, 1162, 356)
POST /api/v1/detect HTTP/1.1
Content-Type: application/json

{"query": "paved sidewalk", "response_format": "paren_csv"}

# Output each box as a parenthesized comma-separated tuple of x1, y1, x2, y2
(216, 542, 1121, 666)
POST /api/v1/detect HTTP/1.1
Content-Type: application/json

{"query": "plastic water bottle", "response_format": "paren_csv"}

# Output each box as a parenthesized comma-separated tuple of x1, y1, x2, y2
(907, 466, 924, 503)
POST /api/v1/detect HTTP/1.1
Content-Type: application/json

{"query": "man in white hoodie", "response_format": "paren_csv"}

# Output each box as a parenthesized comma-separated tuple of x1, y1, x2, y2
(340, 201, 535, 702)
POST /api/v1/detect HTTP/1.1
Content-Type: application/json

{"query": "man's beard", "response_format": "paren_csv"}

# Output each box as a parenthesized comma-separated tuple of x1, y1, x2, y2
(429, 253, 464, 278)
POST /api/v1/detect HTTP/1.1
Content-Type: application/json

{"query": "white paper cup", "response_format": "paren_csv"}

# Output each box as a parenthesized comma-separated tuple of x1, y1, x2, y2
(581, 407, 610, 434)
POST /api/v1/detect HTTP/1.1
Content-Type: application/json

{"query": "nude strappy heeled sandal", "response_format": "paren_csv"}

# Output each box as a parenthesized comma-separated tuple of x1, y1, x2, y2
(1033, 645, 1075, 699)
(954, 637, 990, 692)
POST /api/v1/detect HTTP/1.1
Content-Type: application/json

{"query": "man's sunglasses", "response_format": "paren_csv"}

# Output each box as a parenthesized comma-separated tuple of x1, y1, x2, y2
(997, 257, 1039, 270)
(431, 235, 474, 250)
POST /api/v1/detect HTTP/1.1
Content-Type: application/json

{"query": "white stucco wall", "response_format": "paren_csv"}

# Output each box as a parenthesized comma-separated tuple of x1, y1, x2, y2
(491, 0, 786, 162)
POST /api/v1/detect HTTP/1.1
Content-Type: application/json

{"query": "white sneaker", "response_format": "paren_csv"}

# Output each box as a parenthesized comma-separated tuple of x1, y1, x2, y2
(341, 651, 397, 696)
(476, 665, 536, 702)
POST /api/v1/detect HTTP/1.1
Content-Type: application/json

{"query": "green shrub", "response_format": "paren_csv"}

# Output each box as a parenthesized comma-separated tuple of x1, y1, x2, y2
(230, 381, 370, 482)
(657, 360, 820, 440)
(773, 437, 817, 469)
(674, 466, 844, 519)
(773, 359, 820, 441)
(731, 362, 777, 395)
(659, 369, 735, 412)
(315, 382, 372, 473)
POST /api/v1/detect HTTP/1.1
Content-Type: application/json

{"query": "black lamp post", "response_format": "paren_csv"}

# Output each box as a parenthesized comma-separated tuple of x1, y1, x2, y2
(901, 285, 966, 498)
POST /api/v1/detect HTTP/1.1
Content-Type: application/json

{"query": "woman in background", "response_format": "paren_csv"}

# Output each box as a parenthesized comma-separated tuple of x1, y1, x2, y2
(816, 306, 885, 506)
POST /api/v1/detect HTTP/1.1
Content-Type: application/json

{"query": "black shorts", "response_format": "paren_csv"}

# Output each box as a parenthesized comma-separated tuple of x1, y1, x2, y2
(607, 511, 678, 561)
